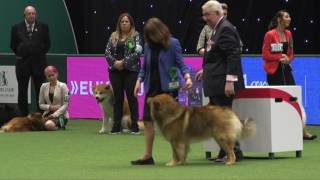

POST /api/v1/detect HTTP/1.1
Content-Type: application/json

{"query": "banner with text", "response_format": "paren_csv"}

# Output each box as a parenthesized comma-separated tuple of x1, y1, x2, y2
(67, 56, 320, 125)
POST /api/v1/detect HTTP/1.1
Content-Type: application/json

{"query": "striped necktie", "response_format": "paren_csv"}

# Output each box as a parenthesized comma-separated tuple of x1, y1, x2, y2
(27, 24, 32, 39)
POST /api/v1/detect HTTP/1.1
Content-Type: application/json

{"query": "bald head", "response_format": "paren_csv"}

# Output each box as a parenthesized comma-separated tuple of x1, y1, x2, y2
(24, 6, 37, 24)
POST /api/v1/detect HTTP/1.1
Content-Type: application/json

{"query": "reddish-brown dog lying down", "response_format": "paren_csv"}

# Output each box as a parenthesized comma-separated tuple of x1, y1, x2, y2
(148, 94, 256, 166)
(1, 112, 46, 132)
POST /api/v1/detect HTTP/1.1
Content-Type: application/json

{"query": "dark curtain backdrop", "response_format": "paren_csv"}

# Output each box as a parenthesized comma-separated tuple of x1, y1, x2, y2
(65, 0, 320, 54)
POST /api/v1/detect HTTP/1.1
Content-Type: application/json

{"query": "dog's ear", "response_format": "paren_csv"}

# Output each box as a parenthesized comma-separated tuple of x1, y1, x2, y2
(105, 84, 110, 90)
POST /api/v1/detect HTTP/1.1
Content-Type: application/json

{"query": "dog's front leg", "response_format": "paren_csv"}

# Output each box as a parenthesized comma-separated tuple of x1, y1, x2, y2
(99, 117, 107, 134)
(166, 141, 179, 166)
(175, 141, 187, 165)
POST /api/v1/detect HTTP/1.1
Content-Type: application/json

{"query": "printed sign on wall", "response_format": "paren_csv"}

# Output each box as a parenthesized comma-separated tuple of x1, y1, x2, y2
(0, 66, 31, 103)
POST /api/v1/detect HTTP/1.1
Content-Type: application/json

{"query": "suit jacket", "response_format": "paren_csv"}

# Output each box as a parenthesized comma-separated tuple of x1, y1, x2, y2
(39, 81, 69, 118)
(10, 21, 50, 73)
(262, 29, 294, 75)
(139, 38, 190, 93)
(203, 17, 244, 97)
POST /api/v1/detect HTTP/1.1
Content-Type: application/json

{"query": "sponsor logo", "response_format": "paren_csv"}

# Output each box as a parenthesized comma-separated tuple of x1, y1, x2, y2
(69, 80, 145, 96)
(243, 74, 268, 86)
(69, 81, 110, 95)
(0, 71, 8, 86)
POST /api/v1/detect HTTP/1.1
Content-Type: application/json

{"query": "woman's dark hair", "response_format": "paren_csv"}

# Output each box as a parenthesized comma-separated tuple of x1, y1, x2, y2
(143, 17, 171, 48)
(268, 9, 289, 30)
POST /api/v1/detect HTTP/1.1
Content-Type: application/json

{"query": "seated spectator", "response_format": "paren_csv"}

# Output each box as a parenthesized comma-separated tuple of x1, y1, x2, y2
(39, 66, 69, 130)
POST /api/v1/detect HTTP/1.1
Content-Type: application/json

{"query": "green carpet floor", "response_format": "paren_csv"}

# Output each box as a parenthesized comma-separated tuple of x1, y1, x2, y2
(0, 120, 319, 180)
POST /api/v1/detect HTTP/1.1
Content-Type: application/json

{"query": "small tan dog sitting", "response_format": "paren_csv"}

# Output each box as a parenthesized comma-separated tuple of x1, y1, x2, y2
(148, 94, 256, 166)
(92, 84, 132, 133)
(1, 112, 46, 132)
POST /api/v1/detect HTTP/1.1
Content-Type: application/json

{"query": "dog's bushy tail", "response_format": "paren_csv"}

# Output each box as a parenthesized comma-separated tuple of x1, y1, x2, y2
(0, 126, 6, 132)
(241, 118, 256, 139)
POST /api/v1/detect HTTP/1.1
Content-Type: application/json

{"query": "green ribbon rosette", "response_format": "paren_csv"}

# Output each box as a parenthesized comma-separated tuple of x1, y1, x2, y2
(125, 37, 136, 53)
(168, 67, 180, 90)
(169, 67, 179, 81)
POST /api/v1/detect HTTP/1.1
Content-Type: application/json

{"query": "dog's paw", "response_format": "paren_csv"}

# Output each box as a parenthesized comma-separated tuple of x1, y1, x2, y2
(122, 128, 130, 133)
(165, 160, 178, 166)
(98, 129, 107, 134)
(225, 160, 236, 165)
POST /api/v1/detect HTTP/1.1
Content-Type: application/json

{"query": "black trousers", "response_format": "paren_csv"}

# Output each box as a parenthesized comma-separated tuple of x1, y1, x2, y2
(15, 59, 46, 116)
(209, 95, 242, 157)
(267, 63, 296, 85)
(109, 70, 139, 129)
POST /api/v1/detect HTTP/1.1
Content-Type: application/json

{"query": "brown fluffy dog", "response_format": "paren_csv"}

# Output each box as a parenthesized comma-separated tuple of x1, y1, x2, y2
(148, 94, 256, 166)
(92, 84, 132, 133)
(1, 112, 45, 132)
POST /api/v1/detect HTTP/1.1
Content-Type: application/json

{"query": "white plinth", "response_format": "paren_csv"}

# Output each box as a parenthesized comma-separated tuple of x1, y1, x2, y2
(203, 86, 303, 158)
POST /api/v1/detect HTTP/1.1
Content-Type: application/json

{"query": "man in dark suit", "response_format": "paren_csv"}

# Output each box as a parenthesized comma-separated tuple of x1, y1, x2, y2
(196, 0, 245, 162)
(10, 5, 51, 116)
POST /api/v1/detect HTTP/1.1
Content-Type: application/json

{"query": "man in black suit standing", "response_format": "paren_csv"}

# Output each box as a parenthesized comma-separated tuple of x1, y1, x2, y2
(196, 0, 245, 162)
(10, 5, 50, 116)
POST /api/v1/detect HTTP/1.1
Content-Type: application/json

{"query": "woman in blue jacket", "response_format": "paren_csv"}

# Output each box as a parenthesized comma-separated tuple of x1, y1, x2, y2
(131, 18, 192, 165)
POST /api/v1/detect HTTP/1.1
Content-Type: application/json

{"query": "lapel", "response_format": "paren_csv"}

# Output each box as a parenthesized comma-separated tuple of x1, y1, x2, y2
(45, 81, 61, 104)
(44, 83, 51, 104)
(159, 48, 165, 63)
(19, 21, 28, 33)
(145, 45, 151, 67)
(33, 21, 39, 33)
(273, 29, 281, 43)
(52, 81, 61, 104)
(211, 17, 225, 42)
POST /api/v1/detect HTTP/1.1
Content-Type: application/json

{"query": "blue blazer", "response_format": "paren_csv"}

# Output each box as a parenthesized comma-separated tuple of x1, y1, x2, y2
(139, 38, 190, 93)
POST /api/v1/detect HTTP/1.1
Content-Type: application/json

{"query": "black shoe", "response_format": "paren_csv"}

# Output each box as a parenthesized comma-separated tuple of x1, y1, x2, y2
(110, 127, 121, 134)
(131, 157, 155, 165)
(214, 156, 227, 163)
(208, 150, 226, 162)
(130, 126, 140, 135)
(235, 150, 244, 161)
(303, 135, 317, 140)
(130, 130, 141, 135)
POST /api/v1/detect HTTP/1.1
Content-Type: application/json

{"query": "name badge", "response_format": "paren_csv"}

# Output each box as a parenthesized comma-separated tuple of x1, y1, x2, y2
(168, 82, 180, 89)
(271, 43, 283, 52)
(168, 67, 180, 90)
